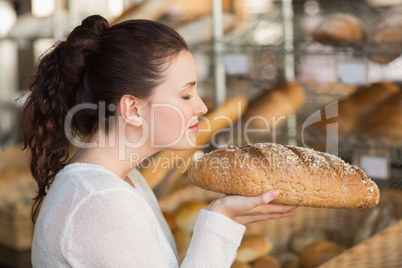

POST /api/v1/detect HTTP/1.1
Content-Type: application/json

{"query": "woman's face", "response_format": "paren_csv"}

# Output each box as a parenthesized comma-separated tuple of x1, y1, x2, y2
(145, 51, 208, 150)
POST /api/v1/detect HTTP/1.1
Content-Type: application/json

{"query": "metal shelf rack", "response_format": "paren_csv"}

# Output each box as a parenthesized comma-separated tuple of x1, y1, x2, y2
(204, 0, 402, 189)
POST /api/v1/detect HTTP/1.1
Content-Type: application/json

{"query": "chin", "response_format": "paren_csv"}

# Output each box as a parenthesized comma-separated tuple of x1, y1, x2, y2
(154, 133, 198, 151)
(168, 142, 196, 151)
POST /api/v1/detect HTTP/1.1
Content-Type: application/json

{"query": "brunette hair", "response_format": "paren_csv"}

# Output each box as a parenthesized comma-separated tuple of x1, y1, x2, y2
(21, 15, 189, 221)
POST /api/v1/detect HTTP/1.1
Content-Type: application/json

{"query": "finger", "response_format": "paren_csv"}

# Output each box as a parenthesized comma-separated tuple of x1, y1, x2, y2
(253, 211, 294, 222)
(273, 205, 298, 210)
(244, 190, 279, 210)
(233, 211, 294, 225)
(235, 211, 294, 224)
(248, 204, 297, 215)
(252, 204, 297, 212)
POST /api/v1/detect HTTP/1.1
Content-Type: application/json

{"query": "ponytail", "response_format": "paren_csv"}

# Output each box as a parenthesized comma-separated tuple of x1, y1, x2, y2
(21, 15, 109, 222)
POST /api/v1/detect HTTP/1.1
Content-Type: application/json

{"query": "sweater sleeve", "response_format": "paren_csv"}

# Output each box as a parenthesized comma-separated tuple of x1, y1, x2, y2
(181, 209, 246, 268)
(62, 189, 173, 267)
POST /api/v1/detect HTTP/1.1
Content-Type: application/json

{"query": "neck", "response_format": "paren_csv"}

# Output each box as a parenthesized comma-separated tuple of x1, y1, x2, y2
(68, 127, 158, 179)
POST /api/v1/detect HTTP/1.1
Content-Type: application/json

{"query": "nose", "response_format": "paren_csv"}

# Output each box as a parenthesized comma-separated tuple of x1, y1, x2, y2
(194, 95, 208, 116)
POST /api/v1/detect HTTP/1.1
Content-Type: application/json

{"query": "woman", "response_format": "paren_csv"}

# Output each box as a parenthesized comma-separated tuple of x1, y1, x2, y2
(21, 15, 295, 267)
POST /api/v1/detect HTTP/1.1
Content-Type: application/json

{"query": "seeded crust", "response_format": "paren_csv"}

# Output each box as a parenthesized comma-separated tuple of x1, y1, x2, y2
(188, 143, 380, 209)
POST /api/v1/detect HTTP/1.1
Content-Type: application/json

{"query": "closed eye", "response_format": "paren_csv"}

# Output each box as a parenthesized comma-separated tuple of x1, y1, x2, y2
(182, 94, 192, 100)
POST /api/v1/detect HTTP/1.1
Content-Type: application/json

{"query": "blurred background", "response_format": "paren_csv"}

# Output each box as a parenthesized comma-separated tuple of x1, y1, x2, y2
(1, 0, 402, 267)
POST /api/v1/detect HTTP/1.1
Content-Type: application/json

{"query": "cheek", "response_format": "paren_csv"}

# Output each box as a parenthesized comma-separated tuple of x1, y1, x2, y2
(151, 104, 192, 145)
(154, 106, 184, 130)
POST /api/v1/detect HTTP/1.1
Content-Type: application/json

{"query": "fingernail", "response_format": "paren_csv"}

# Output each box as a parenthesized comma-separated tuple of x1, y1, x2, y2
(271, 190, 279, 198)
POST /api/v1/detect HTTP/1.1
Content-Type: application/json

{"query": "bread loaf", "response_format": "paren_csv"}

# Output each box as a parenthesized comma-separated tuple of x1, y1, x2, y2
(110, 0, 168, 25)
(348, 82, 399, 115)
(158, 184, 224, 213)
(339, 82, 399, 131)
(252, 256, 281, 268)
(309, 98, 358, 135)
(360, 90, 402, 142)
(289, 229, 328, 254)
(174, 201, 208, 233)
(309, 82, 400, 134)
(173, 229, 190, 263)
(277, 251, 300, 268)
(368, 8, 402, 64)
(312, 13, 365, 44)
(235, 235, 273, 263)
(299, 240, 343, 268)
(162, 211, 177, 232)
(242, 82, 305, 130)
(231, 261, 252, 268)
(368, 27, 402, 64)
(188, 143, 379, 208)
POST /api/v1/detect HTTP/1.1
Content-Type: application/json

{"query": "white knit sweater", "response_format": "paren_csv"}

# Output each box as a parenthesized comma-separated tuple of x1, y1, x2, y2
(31, 163, 246, 267)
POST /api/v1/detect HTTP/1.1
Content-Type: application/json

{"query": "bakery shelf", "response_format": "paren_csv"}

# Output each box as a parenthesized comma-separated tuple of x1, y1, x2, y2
(194, 0, 402, 99)
(197, 0, 402, 186)
(321, 218, 402, 268)
(207, 0, 402, 63)
(293, 0, 402, 55)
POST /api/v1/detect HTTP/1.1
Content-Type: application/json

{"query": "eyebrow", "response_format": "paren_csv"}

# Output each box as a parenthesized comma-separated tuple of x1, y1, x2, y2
(183, 81, 197, 88)
(179, 81, 197, 93)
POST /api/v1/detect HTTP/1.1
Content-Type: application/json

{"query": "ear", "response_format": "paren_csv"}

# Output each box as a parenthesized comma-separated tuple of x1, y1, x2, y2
(119, 95, 145, 127)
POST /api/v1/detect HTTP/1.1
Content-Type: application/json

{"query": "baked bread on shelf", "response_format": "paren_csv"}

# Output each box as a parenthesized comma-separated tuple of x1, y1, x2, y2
(174, 201, 209, 233)
(299, 240, 343, 268)
(312, 13, 366, 45)
(309, 82, 400, 134)
(242, 82, 305, 130)
(347, 82, 400, 117)
(359, 90, 402, 143)
(231, 261, 251, 268)
(235, 235, 273, 263)
(368, 7, 402, 64)
(252, 255, 281, 268)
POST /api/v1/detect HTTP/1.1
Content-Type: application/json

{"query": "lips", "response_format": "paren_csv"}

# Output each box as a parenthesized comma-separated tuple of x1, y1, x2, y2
(188, 122, 199, 132)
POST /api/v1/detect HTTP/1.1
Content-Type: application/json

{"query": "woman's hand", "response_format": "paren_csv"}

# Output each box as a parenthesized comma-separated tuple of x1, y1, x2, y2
(206, 190, 296, 225)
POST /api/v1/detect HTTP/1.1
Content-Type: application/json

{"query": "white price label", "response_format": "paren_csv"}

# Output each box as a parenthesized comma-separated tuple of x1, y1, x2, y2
(359, 155, 388, 180)
(225, 53, 248, 75)
(337, 61, 367, 84)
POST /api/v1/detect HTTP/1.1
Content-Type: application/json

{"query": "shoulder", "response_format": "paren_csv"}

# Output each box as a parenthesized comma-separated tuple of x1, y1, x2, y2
(40, 163, 139, 222)
(55, 163, 132, 192)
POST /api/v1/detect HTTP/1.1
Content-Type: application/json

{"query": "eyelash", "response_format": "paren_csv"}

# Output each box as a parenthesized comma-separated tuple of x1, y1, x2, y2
(182, 94, 192, 100)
